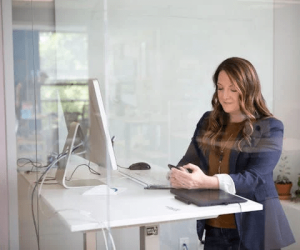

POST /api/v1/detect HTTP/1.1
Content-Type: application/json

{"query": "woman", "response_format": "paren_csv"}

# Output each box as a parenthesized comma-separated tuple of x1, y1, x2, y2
(169, 57, 295, 250)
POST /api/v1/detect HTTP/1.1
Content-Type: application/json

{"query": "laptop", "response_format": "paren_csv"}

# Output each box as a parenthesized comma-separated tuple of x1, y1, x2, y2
(170, 188, 247, 206)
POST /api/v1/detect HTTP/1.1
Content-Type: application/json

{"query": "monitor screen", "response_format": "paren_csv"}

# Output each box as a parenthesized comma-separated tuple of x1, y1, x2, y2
(87, 79, 118, 170)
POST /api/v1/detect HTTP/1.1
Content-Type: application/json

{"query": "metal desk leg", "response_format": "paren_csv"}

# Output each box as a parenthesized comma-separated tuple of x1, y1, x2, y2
(140, 225, 160, 250)
(84, 231, 97, 250)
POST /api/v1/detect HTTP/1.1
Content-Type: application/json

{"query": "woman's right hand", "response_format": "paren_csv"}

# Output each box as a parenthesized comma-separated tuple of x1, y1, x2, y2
(169, 163, 219, 190)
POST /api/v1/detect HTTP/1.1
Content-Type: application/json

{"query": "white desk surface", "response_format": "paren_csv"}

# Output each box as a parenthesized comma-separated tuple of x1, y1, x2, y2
(20, 166, 263, 233)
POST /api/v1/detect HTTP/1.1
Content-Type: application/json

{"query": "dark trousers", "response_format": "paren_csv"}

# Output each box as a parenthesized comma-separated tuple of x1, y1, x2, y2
(204, 224, 246, 250)
(203, 224, 282, 250)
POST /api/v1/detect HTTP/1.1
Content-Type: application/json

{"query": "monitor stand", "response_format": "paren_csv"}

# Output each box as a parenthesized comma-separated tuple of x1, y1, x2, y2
(55, 122, 103, 188)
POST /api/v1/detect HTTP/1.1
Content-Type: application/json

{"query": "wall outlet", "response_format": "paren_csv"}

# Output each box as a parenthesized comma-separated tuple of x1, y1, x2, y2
(179, 237, 189, 250)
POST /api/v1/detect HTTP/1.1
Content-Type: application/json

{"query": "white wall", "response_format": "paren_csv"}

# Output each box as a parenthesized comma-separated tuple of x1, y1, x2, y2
(273, 4, 300, 247)
(1, 0, 19, 250)
(273, 2, 300, 196)
(59, 0, 274, 169)
(281, 201, 300, 250)
(0, 1, 10, 249)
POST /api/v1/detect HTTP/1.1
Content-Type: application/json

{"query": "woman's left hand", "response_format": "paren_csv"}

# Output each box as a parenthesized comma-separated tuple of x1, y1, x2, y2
(169, 163, 219, 189)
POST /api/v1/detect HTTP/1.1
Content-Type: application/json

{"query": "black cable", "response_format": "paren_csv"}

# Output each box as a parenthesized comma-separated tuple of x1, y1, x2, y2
(182, 243, 189, 250)
(34, 177, 57, 185)
(65, 161, 101, 181)
(31, 152, 68, 250)
(31, 156, 65, 250)
(87, 166, 101, 175)
(17, 158, 47, 173)
(30, 141, 89, 249)
(30, 140, 92, 250)
(117, 164, 129, 169)
(37, 182, 58, 185)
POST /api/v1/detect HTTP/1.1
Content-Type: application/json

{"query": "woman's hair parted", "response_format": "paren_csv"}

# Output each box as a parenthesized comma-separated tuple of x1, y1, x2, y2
(201, 57, 272, 151)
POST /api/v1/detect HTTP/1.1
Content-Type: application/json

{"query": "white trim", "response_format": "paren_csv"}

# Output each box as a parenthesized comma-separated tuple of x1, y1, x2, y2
(0, 0, 9, 247)
(1, 0, 19, 249)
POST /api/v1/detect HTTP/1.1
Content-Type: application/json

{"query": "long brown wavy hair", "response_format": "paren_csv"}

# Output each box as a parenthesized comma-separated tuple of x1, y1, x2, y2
(201, 57, 273, 151)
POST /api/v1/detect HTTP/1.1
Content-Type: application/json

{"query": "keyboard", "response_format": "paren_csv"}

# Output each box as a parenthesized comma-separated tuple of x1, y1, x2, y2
(118, 166, 171, 189)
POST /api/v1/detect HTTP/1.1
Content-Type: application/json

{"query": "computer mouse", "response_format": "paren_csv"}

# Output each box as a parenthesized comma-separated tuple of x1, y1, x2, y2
(129, 162, 151, 170)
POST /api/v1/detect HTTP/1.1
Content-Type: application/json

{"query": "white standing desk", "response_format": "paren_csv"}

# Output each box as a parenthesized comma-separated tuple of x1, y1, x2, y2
(21, 166, 262, 250)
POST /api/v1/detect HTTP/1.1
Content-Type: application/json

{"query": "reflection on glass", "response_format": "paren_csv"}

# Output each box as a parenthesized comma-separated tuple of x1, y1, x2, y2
(11, 0, 300, 249)
(14, 30, 89, 167)
(39, 32, 88, 81)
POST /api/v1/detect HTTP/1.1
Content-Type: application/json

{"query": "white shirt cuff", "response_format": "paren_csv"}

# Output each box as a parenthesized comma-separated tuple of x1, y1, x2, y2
(214, 174, 236, 194)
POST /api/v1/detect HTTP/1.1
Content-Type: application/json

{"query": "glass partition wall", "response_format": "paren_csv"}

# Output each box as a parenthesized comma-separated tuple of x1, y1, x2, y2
(13, 0, 112, 249)
(5, 0, 300, 249)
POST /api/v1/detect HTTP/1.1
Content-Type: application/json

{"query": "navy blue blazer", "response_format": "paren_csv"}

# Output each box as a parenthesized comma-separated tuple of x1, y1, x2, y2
(178, 111, 295, 249)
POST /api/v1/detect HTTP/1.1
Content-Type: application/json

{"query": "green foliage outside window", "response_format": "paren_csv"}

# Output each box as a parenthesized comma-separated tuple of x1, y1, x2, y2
(40, 83, 89, 115)
(39, 31, 89, 116)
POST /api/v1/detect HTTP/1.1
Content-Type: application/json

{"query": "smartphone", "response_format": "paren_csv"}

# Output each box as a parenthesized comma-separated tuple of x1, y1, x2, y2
(168, 164, 193, 173)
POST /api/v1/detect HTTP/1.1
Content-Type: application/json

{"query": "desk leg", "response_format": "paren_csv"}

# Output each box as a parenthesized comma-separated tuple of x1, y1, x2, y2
(83, 231, 97, 250)
(140, 225, 160, 250)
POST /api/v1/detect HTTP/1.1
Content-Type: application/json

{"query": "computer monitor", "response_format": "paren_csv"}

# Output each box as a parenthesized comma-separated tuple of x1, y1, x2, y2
(56, 91, 68, 154)
(54, 78, 117, 188)
(87, 78, 118, 170)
